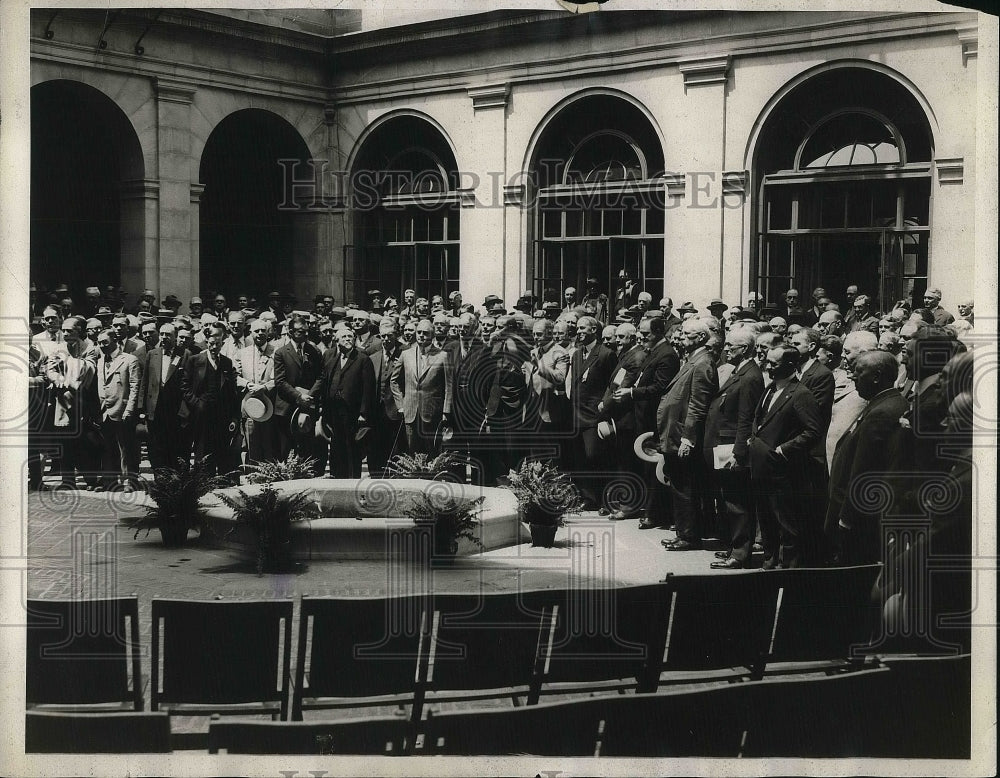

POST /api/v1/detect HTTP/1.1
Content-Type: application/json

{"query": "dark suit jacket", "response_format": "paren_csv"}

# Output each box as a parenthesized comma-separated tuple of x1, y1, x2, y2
(656, 347, 718, 455)
(784, 306, 807, 325)
(369, 345, 404, 421)
(798, 358, 836, 461)
(141, 348, 189, 421)
(599, 344, 647, 431)
(181, 352, 239, 427)
(748, 379, 822, 481)
(273, 340, 324, 417)
(629, 339, 680, 433)
(569, 341, 618, 429)
(825, 387, 908, 535)
(311, 347, 375, 423)
(704, 359, 765, 466)
(446, 340, 491, 433)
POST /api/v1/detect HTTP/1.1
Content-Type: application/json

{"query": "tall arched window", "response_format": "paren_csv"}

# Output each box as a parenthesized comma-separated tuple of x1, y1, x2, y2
(528, 95, 665, 317)
(348, 117, 460, 305)
(753, 68, 934, 311)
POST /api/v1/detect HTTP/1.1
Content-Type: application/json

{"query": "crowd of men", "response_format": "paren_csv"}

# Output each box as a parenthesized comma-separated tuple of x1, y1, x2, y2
(27, 281, 975, 601)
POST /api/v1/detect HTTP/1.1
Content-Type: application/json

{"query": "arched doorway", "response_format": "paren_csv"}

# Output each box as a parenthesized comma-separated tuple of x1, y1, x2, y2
(347, 114, 461, 306)
(30, 80, 144, 297)
(199, 109, 312, 302)
(752, 66, 934, 312)
(527, 93, 666, 313)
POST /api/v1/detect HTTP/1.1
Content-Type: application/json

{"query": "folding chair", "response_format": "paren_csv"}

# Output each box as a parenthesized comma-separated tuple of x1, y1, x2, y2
(26, 596, 143, 711)
(656, 571, 778, 684)
(524, 583, 671, 702)
(25, 710, 171, 753)
(150, 598, 292, 720)
(208, 717, 409, 755)
(292, 594, 429, 721)
(417, 591, 552, 718)
(760, 564, 882, 676)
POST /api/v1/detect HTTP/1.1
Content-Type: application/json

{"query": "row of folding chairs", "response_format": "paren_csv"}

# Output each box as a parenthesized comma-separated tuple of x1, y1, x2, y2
(26, 565, 883, 726)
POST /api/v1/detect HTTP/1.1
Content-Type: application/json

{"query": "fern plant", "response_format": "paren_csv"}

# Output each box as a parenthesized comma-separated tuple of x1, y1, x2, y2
(506, 460, 585, 526)
(130, 456, 231, 546)
(383, 451, 462, 480)
(214, 483, 319, 575)
(403, 492, 485, 555)
(242, 451, 319, 485)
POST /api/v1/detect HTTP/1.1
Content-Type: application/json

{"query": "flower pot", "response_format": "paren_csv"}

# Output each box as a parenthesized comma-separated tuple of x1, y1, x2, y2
(158, 525, 189, 547)
(528, 523, 558, 548)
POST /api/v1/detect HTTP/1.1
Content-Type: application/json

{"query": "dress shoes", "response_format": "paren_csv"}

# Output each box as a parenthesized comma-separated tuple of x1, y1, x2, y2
(714, 551, 731, 560)
(609, 509, 640, 521)
(761, 559, 778, 570)
(663, 539, 701, 551)
(597, 507, 612, 516)
(710, 558, 744, 570)
(637, 519, 662, 530)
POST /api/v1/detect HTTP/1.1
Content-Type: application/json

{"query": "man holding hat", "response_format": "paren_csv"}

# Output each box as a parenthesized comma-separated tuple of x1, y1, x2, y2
(139, 323, 190, 470)
(310, 323, 375, 478)
(274, 314, 325, 471)
(234, 319, 277, 464)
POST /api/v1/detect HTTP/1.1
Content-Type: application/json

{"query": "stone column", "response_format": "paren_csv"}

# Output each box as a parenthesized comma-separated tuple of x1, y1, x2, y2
(119, 179, 159, 299)
(663, 56, 731, 308)
(461, 84, 510, 308)
(154, 76, 197, 303)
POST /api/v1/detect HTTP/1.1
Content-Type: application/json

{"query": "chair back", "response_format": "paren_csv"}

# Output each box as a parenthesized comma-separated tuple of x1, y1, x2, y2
(26, 596, 142, 710)
(208, 717, 408, 755)
(151, 598, 292, 719)
(25, 711, 170, 753)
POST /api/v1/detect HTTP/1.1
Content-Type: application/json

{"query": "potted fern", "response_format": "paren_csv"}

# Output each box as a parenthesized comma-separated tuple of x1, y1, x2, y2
(242, 451, 319, 484)
(384, 451, 463, 481)
(130, 457, 231, 547)
(506, 460, 585, 547)
(402, 491, 485, 560)
(214, 483, 319, 575)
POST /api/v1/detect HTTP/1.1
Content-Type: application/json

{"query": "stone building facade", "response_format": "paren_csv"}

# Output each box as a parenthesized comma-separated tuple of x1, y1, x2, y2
(29, 8, 987, 314)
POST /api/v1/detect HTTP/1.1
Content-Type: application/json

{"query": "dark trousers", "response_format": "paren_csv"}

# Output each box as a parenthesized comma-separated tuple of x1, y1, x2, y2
(664, 452, 701, 542)
(52, 426, 101, 488)
(243, 417, 276, 466)
(99, 417, 138, 487)
(325, 411, 362, 479)
(710, 465, 755, 563)
(608, 425, 645, 516)
(753, 476, 816, 568)
(273, 414, 292, 462)
(573, 425, 609, 509)
(367, 411, 405, 478)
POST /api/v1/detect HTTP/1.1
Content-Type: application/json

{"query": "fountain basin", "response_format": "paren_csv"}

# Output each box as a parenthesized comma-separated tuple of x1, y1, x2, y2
(200, 478, 526, 560)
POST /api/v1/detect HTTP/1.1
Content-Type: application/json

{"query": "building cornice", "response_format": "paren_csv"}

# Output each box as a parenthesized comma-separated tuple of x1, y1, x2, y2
(468, 83, 510, 112)
(678, 55, 731, 88)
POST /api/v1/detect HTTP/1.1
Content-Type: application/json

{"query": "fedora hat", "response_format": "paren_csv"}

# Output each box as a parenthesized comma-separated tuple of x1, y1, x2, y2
(597, 419, 617, 440)
(433, 422, 454, 450)
(241, 392, 274, 423)
(633, 431, 664, 463)
(655, 458, 668, 485)
(289, 406, 321, 439)
(355, 424, 372, 444)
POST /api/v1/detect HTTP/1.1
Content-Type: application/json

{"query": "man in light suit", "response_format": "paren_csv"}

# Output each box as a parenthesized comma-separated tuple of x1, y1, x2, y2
(392, 318, 453, 456)
(367, 317, 406, 478)
(748, 344, 823, 569)
(567, 315, 619, 511)
(704, 328, 765, 568)
(95, 330, 141, 492)
(140, 323, 191, 471)
(525, 318, 571, 441)
(233, 319, 277, 465)
(181, 322, 241, 479)
(658, 318, 719, 550)
(310, 324, 376, 478)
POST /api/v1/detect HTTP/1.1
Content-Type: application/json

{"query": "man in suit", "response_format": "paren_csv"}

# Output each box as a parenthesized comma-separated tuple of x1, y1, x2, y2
(181, 322, 241, 479)
(847, 295, 880, 334)
(140, 323, 191, 471)
(597, 323, 647, 518)
(658, 298, 682, 333)
(111, 315, 146, 362)
(922, 287, 955, 326)
(705, 328, 765, 568)
(567, 315, 619, 510)
(825, 351, 908, 565)
(482, 315, 532, 483)
(611, 316, 680, 528)
(310, 324, 376, 478)
(524, 317, 571, 444)
(789, 327, 836, 516)
(392, 318, 453, 456)
(233, 318, 277, 465)
(748, 344, 823, 569)
(782, 289, 807, 326)
(367, 317, 406, 477)
(273, 314, 325, 471)
(444, 313, 492, 482)
(803, 287, 827, 327)
(94, 329, 141, 492)
(658, 318, 719, 551)
(581, 278, 607, 324)
(614, 270, 637, 312)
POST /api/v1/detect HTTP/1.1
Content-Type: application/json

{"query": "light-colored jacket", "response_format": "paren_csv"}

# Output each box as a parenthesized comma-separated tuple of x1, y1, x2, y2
(96, 349, 140, 421)
(393, 345, 453, 424)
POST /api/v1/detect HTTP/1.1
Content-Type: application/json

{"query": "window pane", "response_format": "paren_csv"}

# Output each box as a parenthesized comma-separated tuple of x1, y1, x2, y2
(604, 209, 623, 236)
(800, 113, 900, 169)
(646, 206, 664, 236)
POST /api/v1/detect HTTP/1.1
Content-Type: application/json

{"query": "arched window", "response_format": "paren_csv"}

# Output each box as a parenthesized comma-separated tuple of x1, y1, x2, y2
(528, 95, 665, 320)
(753, 69, 933, 312)
(348, 117, 460, 305)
